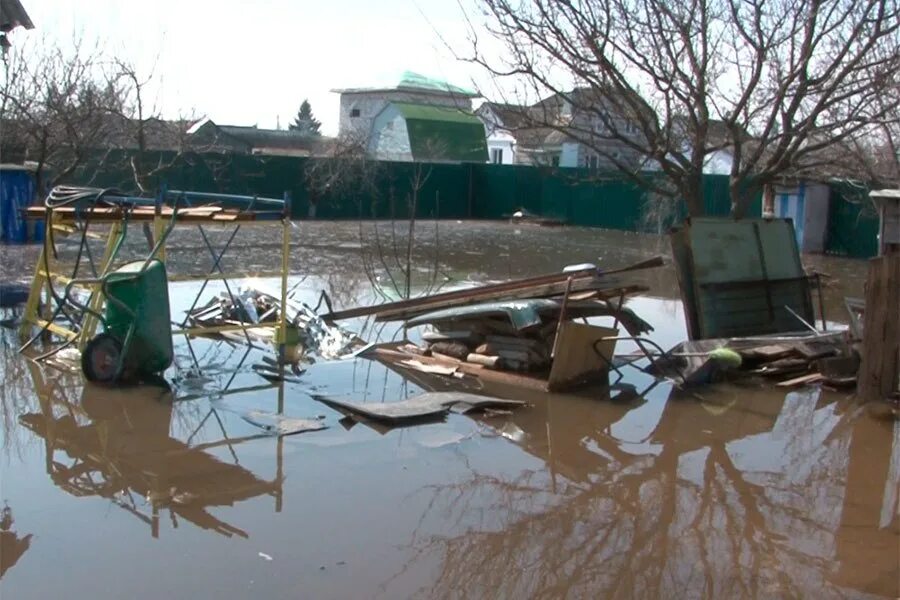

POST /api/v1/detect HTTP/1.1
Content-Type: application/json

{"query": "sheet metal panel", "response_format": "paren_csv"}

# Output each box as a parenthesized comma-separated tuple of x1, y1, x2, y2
(672, 218, 814, 339)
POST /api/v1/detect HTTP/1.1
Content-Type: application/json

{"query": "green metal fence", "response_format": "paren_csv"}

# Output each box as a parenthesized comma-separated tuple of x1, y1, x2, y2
(825, 182, 879, 258)
(71, 151, 759, 231)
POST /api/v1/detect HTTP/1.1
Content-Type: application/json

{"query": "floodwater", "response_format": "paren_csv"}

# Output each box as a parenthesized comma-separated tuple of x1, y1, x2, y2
(0, 221, 897, 599)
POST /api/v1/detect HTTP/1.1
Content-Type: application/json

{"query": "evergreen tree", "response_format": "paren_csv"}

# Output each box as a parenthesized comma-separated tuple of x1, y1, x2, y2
(289, 99, 321, 136)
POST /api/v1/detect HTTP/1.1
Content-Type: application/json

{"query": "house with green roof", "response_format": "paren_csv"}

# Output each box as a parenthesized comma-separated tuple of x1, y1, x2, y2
(368, 102, 487, 162)
(331, 71, 487, 163)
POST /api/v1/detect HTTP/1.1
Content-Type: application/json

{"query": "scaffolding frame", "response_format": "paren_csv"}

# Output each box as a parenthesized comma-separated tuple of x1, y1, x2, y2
(19, 188, 294, 369)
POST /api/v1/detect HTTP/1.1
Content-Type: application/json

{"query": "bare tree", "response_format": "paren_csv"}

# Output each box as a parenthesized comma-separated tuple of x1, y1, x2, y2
(366, 160, 442, 300)
(306, 134, 448, 301)
(465, 0, 900, 217)
(101, 57, 205, 193)
(0, 35, 115, 193)
(840, 85, 900, 188)
(1, 35, 213, 197)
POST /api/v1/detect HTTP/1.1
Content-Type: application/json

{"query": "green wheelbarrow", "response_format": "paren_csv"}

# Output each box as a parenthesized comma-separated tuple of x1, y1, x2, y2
(66, 259, 174, 384)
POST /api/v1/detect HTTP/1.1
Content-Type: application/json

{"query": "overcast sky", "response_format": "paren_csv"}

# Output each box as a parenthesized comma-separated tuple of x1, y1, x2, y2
(13, 0, 515, 135)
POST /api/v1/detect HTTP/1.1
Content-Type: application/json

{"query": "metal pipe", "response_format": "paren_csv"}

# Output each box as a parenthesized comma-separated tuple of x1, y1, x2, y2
(166, 190, 284, 206)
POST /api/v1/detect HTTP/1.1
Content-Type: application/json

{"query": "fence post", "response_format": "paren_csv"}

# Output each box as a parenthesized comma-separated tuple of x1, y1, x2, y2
(467, 163, 474, 219)
(858, 254, 900, 401)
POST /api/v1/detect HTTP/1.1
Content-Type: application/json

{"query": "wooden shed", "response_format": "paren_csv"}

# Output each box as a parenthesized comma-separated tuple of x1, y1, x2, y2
(870, 189, 900, 256)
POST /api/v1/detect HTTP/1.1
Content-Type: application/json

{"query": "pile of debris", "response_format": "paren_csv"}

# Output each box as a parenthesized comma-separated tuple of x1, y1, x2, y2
(407, 331, 551, 373)
(326, 258, 663, 391)
(658, 331, 857, 388)
(187, 285, 365, 361)
(397, 299, 650, 373)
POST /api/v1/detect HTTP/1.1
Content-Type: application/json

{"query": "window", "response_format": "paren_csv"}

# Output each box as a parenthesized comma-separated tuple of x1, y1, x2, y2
(350, 108, 360, 118)
(491, 148, 504, 164)
(588, 154, 600, 169)
(593, 111, 611, 133)
(551, 155, 560, 167)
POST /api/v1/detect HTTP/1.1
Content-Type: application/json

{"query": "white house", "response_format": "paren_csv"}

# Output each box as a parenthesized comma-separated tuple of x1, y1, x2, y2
(333, 72, 477, 138)
(476, 90, 645, 169)
(332, 72, 487, 163)
(476, 103, 520, 165)
(367, 102, 487, 163)
(477, 91, 741, 174)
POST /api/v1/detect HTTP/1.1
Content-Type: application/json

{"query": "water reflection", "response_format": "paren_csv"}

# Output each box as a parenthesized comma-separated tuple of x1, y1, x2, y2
(1, 222, 893, 598)
(17, 363, 283, 539)
(0, 503, 31, 579)
(386, 379, 899, 599)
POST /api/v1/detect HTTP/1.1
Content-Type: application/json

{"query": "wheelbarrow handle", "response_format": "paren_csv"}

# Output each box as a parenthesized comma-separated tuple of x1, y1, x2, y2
(63, 277, 109, 327)
(100, 274, 141, 320)
(64, 273, 143, 328)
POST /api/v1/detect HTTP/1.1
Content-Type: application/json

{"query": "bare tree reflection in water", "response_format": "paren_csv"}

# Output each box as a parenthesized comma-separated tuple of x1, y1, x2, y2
(389, 387, 898, 599)
(14, 364, 284, 540)
(0, 502, 32, 579)
(1, 330, 54, 461)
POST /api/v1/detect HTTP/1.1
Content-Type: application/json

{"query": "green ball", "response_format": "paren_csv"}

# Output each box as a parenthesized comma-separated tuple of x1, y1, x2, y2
(709, 347, 743, 368)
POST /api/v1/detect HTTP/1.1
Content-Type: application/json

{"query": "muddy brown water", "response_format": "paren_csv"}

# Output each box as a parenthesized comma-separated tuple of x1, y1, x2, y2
(1, 221, 897, 599)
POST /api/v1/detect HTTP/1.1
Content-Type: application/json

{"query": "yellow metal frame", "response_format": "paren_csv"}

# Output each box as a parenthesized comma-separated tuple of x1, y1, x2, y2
(20, 202, 292, 355)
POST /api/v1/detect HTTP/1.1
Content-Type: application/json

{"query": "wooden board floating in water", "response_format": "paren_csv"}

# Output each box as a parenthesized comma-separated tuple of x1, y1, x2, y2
(240, 411, 327, 435)
(777, 373, 825, 387)
(316, 392, 525, 424)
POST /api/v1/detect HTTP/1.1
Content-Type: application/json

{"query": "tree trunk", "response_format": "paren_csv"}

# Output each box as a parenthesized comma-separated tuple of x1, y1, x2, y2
(729, 176, 760, 219)
(683, 174, 704, 217)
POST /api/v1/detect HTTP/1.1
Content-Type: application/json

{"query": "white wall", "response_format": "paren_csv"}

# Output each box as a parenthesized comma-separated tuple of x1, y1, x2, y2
(559, 142, 579, 167)
(487, 131, 516, 164)
(774, 182, 831, 253)
(337, 90, 473, 138)
(368, 104, 412, 161)
(704, 149, 734, 175)
(478, 107, 515, 164)
(802, 183, 830, 253)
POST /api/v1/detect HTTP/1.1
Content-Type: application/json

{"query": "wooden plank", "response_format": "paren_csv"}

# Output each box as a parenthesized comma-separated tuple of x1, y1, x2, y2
(325, 257, 662, 322)
(777, 372, 825, 387)
(859, 255, 900, 400)
(373, 281, 642, 322)
(372, 345, 551, 391)
(24, 206, 256, 223)
(738, 344, 796, 361)
(325, 268, 600, 321)
(547, 322, 618, 391)
(466, 353, 500, 367)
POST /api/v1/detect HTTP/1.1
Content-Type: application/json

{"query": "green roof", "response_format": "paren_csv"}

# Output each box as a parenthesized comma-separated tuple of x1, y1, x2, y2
(393, 102, 482, 124)
(396, 71, 477, 97)
(332, 71, 479, 98)
(393, 102, 488, 163)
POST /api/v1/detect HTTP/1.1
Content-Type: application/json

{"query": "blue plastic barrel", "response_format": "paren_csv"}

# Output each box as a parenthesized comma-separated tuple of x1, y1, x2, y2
(0, 166, 37, 244)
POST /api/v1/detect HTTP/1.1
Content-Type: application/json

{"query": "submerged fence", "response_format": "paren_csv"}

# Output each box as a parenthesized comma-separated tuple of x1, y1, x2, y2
(70, 150, 753, 233)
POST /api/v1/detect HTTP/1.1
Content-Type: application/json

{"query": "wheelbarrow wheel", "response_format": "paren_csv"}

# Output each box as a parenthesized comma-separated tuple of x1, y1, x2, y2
(82, 333, 124, 383)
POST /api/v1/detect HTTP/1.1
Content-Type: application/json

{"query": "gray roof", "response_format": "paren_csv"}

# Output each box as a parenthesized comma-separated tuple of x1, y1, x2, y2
(0, 0, 33, 31)
(187, 119, 335, 156)
(217, 125, 327, 150)
(478, 102, 531, 130)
